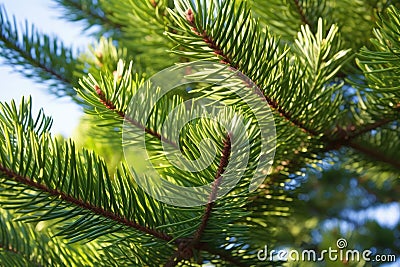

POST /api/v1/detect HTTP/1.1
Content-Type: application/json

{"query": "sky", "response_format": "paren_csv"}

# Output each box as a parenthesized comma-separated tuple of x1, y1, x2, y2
(0, 0, 93, 137)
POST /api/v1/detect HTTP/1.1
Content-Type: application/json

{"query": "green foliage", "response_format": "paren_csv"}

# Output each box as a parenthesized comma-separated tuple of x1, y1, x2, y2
(0, 6, 81, 101)
(358, 5, 400, 94)
(0, 209, 102, 267)
(250, 0, 399, 51)
(0, 0, 399, 266)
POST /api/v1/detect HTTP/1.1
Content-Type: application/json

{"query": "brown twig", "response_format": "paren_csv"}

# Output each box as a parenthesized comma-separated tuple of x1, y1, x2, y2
(0, 164, 173, 242)
(193, 133, 231, 242)
(347, 141, 400, 170)
(186, 9, 319, 137)
(293, 0, 311, 26)
(186, 8, 400, 170)
(164, 134, 232, 266)
(95, 86, 178, 148)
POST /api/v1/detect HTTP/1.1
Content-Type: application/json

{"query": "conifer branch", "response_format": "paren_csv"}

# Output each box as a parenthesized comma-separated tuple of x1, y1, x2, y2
(0, 164, 173, 242)
(1, 1, 399, 265)
(0, 6, 78, 98)
(193, 133, 231, 242)
(0, 244, 42, 267)
(323, 111, 400, 169)
(0, 244, 19, 257)
(186, 7, 399, 170)
(0, 34, 72, 86)
(184, 6, 400, 171)
(186, 10, 235, 67)
(346, 141, 400, 170)
(165, 134, 232, 266)
(150, 0, 158, 8)
(351, 116, 399, 138)
(293, 0, 311, 26)
(261, 93, 319, 136)
(344, 120, 392, 141)
(56, 0, 122, 30)
(94, 85, 178, 147)
(332, 111, 399, 143)
(186, 13, 319, 137)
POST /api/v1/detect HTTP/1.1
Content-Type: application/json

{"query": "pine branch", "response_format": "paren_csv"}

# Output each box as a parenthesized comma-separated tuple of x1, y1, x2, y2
(103, 0, 181, 72)
(94, 84, 178, 148)
(0, 98, 179, 254)
(0, 244, 42, 267)
(0, 38, 71, 85)
(0, 247, 40, 267)
(324, 105, 399, 169)
(0, 164, 173, 242)
(169, 1, 399, 172)
(54, 0, 122, 32)
(322, 126, 400, 170)
(0, 207, 103, 266)
(327, 105, 398, 141)
(1, 1, 399, 265)
(1, 94, 260, 265)
(347, 141, 400, 170)
(293, 0, 311, 26)
(0, 6, 80, 99)
(235, 71, 320, 137)
(344, 117, 397, 141)
(182, 6, 319, 137)
(165, 134, 235, 266)
(320, 136, 400, 171)
(77, 60, 184, 148)
(0, 244, 18, 255)
(271, 117, 400, 181)
(194, 133, 231, 242)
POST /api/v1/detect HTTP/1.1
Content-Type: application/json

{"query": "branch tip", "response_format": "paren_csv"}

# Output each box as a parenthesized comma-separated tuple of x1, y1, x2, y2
(186, 9, 195, 25)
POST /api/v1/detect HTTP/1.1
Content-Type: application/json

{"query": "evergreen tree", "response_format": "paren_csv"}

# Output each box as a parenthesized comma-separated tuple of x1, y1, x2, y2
(0, 0, 399, 266)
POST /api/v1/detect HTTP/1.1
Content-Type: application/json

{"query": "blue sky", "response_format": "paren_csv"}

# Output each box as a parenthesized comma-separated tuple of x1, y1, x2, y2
(0, 0, 93, 137)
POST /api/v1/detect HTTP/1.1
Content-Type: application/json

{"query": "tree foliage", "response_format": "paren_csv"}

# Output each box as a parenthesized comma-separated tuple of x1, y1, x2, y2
(0, 0, 399, 266)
